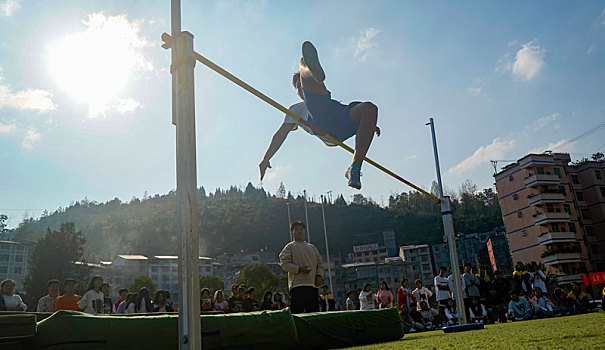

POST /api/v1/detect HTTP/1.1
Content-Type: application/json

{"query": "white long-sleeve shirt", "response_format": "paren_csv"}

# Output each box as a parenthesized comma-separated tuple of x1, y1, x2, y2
(279, 241, 324, 289)
(77, 290, 104, 314)
(359, 291, 375, 310)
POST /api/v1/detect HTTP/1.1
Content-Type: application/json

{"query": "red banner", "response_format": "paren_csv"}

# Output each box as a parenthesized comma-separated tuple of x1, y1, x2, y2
(487, 239, 497, 272)
(582, 271, 605, 286)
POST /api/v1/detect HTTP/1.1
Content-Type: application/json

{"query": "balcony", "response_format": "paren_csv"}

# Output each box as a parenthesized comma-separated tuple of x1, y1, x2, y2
(533, 212, 570, 225)
(553, 273, 584, 284)
(538, 232, 577, 245)
(524, 174, 560, 187)
(528, 192, 565, 206)
(543, 253, 582, 266)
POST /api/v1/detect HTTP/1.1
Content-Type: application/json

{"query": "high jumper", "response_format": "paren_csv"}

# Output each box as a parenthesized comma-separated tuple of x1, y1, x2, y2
(259, 41, 380, 190)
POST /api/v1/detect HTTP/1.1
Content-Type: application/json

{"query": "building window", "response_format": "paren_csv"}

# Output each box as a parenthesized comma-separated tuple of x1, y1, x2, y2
(581, 209, 592, 220)
(558, 186, 566, 196)
(13, 267, 22, 274)
(590, 245, 600, 255)
(576, 192, 584, 201)
(563, 204, 572, 215)
(521, 230, 528, 237)
(537, 167, 545, 175)
(600, 187, 605, 197)
(517, 211, 523, 218)
(571, 175, 579, 184)
(0, 255, 8, 262)
(0, 266, 7, 273)
(554, 168, 561, 177)
(15, 255, 23, 262)
(596, 170, 602, 180)
(568, 223, 576, 233)
(546, 204, 554, 213)
(513, 193, 519, 200)
(508, 175, 514, 182)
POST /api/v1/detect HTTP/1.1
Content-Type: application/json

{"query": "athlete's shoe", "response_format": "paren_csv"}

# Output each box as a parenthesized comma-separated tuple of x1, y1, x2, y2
(345, 166, 362, 190)
(302, 41, 325, 82)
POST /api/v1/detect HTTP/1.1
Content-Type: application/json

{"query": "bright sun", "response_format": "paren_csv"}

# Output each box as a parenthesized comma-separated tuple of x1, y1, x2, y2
(48, 13, 151, 117)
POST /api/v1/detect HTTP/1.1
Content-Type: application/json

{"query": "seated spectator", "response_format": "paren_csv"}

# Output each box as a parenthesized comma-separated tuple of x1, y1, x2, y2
(469, 296, 488, 324)
(408, 302, 431, 330)
(567, 282, 590, 313)
(228, 286, 244, 313)
(443, 298, 458, 326)
(552, 288, 573, 316)
(359, 283, 376, 310)
(507, 290, 534, 321)
(319, 285, 336, 311)
(512, 262, 531, 295)
(273, 292, 287, 310)
(200, 288, 214, 312)
(164, 291, 176, 312)
(602, 286, 605, 312)
(411, 279, 433, 311)
(101, 282, 112, 314)
(486, 287, 507, 324)
(55, 278, 81, 311)
(113, 288, 128, 313)
(0, 279, 27, 311)
(397, 279, 411, 313)
(529, 262, 547, 294)
(376, 281, 393, 309)
(214, 290, 229, 313)
(530, 287, 554, 318)
(419, 300, 441, 328)
(260, 290, 274, 311)
(243, 287, 260, 312)
(37, 279, 60, 312)
(345, 290, 356, 310)
(400, 304, 422, 333)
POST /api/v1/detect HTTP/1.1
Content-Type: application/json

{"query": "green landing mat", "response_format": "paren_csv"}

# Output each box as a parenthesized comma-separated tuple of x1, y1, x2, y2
(293, 308, 404, 349)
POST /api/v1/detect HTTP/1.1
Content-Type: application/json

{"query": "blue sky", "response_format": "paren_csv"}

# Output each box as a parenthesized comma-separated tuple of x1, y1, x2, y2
(1, 1, 604, 228)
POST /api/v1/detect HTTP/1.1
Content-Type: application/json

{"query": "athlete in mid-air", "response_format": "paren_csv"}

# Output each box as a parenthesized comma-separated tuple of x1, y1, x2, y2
(259, 41, 380, 190)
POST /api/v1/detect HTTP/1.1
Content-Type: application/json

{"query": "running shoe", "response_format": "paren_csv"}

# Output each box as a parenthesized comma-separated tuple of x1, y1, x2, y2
(302, 41, 325, 82)
(345, 166, 362, 190)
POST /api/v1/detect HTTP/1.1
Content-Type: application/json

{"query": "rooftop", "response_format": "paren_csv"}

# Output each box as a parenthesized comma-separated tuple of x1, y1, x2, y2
(117, 255, 148, 260)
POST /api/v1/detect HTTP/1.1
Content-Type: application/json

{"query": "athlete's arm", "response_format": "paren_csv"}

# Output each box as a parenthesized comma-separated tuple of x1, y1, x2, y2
(260, 123, 295, 180)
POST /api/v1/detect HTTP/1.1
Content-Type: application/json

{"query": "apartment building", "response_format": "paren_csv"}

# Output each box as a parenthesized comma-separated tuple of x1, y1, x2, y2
(0, 239, 36, 292)
(351, 231, 398, 263)
(399, 244, 435, 284)
(494, 152, 605, 284)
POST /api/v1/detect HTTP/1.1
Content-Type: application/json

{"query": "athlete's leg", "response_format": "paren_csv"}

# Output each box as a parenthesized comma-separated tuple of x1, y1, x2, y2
(348, 102, 378, 166)
(299, 58, 328, 96)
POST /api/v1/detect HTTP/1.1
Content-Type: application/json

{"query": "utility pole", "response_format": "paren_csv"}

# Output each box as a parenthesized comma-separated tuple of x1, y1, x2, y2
(304, 190, 311, 243)
(321, 195, 334, 295)
(286, 202, 292, 241)
(427, 117, 467, 325)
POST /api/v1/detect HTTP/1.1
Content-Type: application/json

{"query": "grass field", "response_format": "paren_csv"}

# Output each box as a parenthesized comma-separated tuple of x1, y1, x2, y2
(350, 311, 605, 349)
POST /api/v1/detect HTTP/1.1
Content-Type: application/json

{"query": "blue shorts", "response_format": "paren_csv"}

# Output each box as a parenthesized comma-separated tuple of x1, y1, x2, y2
(303, 89, 360, 142)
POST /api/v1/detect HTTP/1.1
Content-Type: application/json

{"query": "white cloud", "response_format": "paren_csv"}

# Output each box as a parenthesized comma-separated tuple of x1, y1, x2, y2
(0, 0, 20, 16)
(0, 85, 56, 113)
(448, 138, 516, 175)
(522, 113, 560, 135)
(528, 139, 574, 155)
(0, 120, 15, 133)
(494, 53, 512, 74)
(512, 41, 545, 81)
(115, 98, 142, 114)
(600, 9, 605, 26)
(467, 87, 482, 96)
(586, 43, 595, 55)
(21, 128, 41, 149)
(354, 27, 381, 62)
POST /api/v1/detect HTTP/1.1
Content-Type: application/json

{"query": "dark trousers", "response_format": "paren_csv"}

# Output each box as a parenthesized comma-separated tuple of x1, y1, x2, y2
(290, 286, 319, 314)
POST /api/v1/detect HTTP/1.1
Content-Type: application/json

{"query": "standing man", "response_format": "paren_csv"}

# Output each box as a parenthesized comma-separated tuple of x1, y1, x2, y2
(462, 263, 481, 319)
(279, 221, 324, 313)
(55, 278, 81, 311)
(434, 266, 451, 315)
(260, 41, 380, 190)
(37, 279, 60, 312)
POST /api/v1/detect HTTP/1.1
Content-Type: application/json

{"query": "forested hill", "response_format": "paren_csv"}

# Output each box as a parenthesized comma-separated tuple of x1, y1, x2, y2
(11, 181, 503, 262)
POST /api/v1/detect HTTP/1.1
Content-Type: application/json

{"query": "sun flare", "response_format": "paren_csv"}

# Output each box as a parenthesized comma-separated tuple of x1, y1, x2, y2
(48, 13, 151, 117)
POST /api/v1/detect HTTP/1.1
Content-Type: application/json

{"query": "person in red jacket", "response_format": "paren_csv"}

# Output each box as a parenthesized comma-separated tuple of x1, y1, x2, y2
(397, 278, 411, 313)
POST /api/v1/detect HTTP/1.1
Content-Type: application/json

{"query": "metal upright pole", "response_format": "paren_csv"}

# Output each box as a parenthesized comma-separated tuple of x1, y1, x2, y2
(286, 202, 292, 241)
(427, 117, 467, 325)
(171, 0, 201, 347)
(321, 195, 334, 295)
(304, 190, 311, 243)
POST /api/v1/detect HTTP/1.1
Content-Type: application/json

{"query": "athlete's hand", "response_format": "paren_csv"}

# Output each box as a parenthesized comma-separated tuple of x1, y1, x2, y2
(375, 126, 381, 137)
(259, 159, 272, 180)
(315, 275, 322, 288)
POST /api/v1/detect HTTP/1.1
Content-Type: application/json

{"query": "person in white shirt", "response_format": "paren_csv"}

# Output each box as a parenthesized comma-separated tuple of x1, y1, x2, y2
(411, 279, 433, 311)
(469, 296, 487, 324)
(1, 279, 27, 311)
(530, 262, 547, 294)
(434, 266, 451, 309)
(77, 276, 104, 315)
(359, 283, 375, 310)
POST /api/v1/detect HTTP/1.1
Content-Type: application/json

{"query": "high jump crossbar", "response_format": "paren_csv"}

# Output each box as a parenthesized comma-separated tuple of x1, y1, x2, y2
(162, 33, 440, 203)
